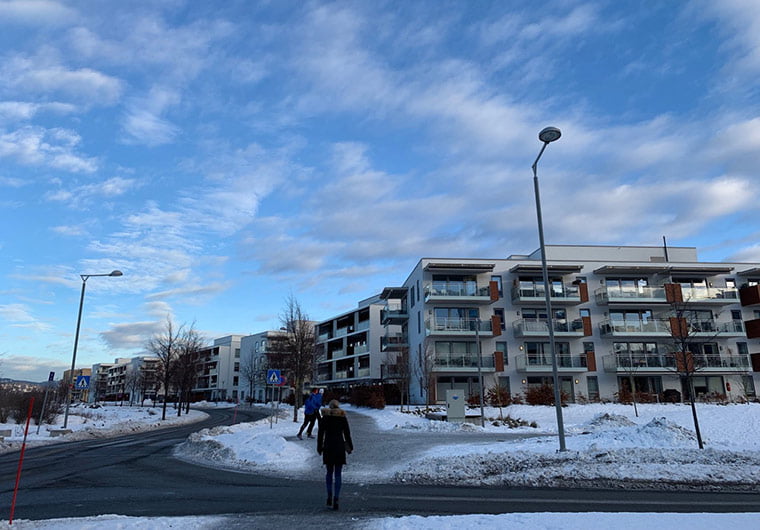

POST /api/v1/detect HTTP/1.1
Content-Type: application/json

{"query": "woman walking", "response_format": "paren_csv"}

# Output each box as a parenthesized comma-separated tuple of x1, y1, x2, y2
(316, 400, 353, 511)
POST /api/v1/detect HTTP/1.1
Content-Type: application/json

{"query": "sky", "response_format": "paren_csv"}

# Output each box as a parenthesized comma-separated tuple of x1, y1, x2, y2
(1, 0, 760, 382)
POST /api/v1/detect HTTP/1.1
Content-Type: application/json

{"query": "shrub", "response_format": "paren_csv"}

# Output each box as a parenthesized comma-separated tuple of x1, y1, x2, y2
(525, 384, 569, 406)
(349, 385, 385, 409)
(486, 384, 512, 407)
(466, 393, 481, 407)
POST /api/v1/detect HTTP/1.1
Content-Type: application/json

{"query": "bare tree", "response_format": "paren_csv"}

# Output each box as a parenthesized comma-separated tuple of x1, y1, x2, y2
(266, 295, 316, 422)
(413, 337, 437, 410)
(666, 300, 725, 449)
(383, 348, 410, 411)
(146, 316, 184, 420)
(124, 369, 141, 406)
(174, 325, 205, 416)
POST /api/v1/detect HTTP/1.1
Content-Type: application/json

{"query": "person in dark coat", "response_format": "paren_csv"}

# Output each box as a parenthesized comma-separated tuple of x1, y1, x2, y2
(297, 388, 322, 439)
(317, 399, 353, 510)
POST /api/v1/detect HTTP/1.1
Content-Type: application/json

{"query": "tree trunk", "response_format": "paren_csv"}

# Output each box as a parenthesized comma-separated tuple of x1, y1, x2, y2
(688, 376, 705, 449)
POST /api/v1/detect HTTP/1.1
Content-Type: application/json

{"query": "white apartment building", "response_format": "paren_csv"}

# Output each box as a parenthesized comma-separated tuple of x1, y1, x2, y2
(192, 335, 243, 402)
(91, 356, 159, 403)
(312, 244, 760, 404)
(240, 330, 287, 402)
(314, 294, 390, 390)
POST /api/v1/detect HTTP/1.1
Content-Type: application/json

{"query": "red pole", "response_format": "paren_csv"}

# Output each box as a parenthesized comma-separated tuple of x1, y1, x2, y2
(10, 397, 35, 525)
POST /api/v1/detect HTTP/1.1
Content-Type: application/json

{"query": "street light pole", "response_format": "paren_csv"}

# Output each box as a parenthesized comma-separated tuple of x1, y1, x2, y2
(63, 270, 123, 429)
(531, 126, 567, 452)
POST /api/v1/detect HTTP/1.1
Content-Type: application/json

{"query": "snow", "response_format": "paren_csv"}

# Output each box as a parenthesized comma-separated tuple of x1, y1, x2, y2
(3, 401, 760, 528)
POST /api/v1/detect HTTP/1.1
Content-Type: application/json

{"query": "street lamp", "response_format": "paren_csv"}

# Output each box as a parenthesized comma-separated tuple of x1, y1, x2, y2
(63, 270, 123, 428)
(531, 126, 567, 452)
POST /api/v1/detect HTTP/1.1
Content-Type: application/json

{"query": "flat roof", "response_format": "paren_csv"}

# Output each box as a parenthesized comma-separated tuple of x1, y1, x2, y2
(424, 262, 495, 272)
(510, 264, 583, 274)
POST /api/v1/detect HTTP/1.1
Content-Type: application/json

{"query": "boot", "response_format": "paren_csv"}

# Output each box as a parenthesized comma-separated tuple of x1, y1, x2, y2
(333, 498, 339, 511)
(326, 494, 332, 507)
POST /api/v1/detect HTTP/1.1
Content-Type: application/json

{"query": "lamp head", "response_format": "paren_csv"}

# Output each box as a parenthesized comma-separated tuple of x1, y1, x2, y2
(109, 270, 123, 277)
(538, 126, 561, 144)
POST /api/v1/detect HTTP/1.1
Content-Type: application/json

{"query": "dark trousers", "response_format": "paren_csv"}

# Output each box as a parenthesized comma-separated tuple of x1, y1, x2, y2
(326, 463, 343, 500)
(298, 412, 318, 436)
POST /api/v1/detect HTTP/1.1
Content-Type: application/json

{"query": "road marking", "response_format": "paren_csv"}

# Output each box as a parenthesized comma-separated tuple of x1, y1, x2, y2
(377, 494, 760, 507)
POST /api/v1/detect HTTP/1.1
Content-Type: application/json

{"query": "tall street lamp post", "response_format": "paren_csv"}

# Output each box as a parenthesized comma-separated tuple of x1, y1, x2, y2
(531, 126, 567, 452)
(63, 270, 123, 428)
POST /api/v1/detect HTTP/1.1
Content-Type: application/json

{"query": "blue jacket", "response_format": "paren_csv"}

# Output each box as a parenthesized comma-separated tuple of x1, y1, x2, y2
(304, 392, 322, 415)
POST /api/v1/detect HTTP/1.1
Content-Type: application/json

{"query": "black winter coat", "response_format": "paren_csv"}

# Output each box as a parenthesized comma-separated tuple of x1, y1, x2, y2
(317, 407, 353, 466)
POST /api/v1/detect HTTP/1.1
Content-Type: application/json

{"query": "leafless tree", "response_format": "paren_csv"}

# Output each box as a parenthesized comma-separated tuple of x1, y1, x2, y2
(665, 299, 725, 449)
(124, 369, 141, 406)
(383, 348, 410, 411)
(413, 337, 437, 410)
(146, 316, 184, 420)
(240, 347, 259, 404)
(174, 325, 205, 416)
(266, 295, 316, 422)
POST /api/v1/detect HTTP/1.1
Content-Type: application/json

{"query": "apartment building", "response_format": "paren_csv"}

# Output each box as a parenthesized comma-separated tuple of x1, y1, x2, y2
(63, 367, 92, 403)
(240, 330, 287, 402)
(314, 295, 391, 391)
(375, 245, 760, 404)
(91, 356, 159, 403)
(192, 335, 243, 402)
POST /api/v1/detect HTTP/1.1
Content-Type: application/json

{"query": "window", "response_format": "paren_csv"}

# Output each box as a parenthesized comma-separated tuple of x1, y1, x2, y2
(742, 376, 756, 398)
(498, 376, 511, 394)
(410, 286, 415, 308)
(233, 376, 239, 386)
(737, 342, 749, 355)
(417, 311, 421, 334)
(234, 348, 240, 358)
(234, 362, 240, 372)
(580, 308, 591, 318)
(495, 341, 508, 365)
(417, 280, 420, 302)
(731, 310, 742, 321)
(493, 308, 506, 330)
(491, 275, 503, 296)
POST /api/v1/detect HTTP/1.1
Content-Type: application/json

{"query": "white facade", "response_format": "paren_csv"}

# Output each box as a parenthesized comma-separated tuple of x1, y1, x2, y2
(382, 245, 760, 404)
(192, 335, 243, 401)
(240, 330, 287, 402)
(91, 356, 159, 403)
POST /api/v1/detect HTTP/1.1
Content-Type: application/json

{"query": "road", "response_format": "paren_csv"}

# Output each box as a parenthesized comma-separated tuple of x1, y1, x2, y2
(1, 406, 759, 524)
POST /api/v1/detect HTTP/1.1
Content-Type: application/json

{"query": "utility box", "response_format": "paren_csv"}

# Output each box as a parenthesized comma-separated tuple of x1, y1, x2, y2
(445, 389, 465, 423)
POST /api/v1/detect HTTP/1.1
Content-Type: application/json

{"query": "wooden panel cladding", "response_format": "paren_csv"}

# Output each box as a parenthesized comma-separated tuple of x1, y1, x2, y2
(740, 285, 760, 306)
(585, 351, 597, 371)
(491, 315, 502, 337)
(751, 353, 760, 373)
(669, 317, 689, 338)
(489, 281, 500, 302)
(664, 283, 683, 303)
(675, 352, 695, 373)
(582, 316, 593, 336)
(745, 319, 760, 339)
(578, 282, 589, 303)
(494, 351, 505, 372)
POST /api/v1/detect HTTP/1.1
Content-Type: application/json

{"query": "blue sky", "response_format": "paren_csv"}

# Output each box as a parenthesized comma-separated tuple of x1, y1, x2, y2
(1, 0, 759, 382)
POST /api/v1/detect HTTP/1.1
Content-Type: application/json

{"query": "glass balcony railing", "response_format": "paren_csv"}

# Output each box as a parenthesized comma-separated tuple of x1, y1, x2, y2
(680, 286, 738, 302)
(434, 354, 495, 369)
(603, 353, 750, 371)
(511, 284, 580, 301)
(425, 281, 491, 298)
(595, 285, 667, 304)
(425, 317, 493, 334)
(513, 318, 584, 335)
(515, 354, 587, 371)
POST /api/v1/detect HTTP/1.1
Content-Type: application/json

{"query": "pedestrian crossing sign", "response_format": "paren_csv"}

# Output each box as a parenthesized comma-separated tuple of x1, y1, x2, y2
(267, 369, 281, 385)
(75, 375, 91, 389)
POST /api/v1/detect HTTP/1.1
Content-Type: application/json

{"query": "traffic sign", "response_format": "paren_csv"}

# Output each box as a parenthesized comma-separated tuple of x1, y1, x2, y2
(48, 371, 55, 382)
(75, 375, 90, 389)
(266, 369, 281, 385)
(276, 375, 287, 387)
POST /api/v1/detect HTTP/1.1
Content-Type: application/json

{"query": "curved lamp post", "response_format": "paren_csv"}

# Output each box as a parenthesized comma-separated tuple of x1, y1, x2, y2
(531, 126, 567, 452)
(63, 270, 123, 428)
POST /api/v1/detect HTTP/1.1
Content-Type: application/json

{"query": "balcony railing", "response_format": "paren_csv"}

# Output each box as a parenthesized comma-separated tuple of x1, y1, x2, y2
(425, 281, 492, 300)
(433, 354, 495, 370)
(329, 349, 345, 359)
(513, 318, 584, 336)
(357, 367, 370, 378)
(511, 284, 580, 303)
(425, 317, 493, 335)
(600, 318, 672, 336)
(350, 344, 369, 355)
(680, 286, 738, 303)
(381, 333, 408, 351)
(595, 285, 667, 305)
(602, 353, 750, 372)
(515, 354, 588, 372)
(381, 304, 408, 325)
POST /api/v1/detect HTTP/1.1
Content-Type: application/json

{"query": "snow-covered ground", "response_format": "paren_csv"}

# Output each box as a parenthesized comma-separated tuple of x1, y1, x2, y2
(3, 401, 760, 528)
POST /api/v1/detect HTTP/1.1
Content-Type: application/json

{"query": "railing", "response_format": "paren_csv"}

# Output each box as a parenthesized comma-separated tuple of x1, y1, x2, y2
(513, 318, 584, 335)
(434, 354, 495, 369)
(515, 354, 587, 371)
(681, 286, 738, 302)
(511, 283, 580, 300)
(718, 320, 745, 333)
(426, 317, 493, 333)
(357, 367, 370, 377)
(351, 344, 369, 354)
(356, 320, 370, 331)
(318, 331, 332, 341)
(600, 318, 672, 335)
(603, 353, 750, 371)
(381, 333, 408, 350)
(329, 349, 345, 359)
(425, 281, 490, 298)
(335, 326, 352, 337)
(595, 285, 667, 304)
(381, 305, 408, 323)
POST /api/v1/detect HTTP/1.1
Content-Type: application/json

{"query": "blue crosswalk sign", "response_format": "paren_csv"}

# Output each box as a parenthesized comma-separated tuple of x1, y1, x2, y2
(76, 375, 90, 389)
(266, 369, 281, 384)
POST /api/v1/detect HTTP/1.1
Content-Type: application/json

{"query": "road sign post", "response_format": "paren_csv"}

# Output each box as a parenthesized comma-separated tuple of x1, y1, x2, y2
(267, 370, 281, 429)
(36, 372, 55, 435)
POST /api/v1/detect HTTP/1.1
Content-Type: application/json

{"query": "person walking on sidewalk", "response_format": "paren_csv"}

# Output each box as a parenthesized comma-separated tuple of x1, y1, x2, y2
(317, 400, 353, 511)
(297, 388, 322, 439)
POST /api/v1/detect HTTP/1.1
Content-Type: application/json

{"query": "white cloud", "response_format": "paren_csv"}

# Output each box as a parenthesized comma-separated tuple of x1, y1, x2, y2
(0, 303, 51, 331)
(121, 87, 181, 146)
(0, 0, 77, 26)
(699, 0, 760, 74)
(0, 126, 97, 172)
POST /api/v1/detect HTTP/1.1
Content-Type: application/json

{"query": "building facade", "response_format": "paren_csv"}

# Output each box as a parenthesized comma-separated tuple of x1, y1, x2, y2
(239, 330, 288, 402)
(192, 335, 243, 402)
(372, 245, 760, 404)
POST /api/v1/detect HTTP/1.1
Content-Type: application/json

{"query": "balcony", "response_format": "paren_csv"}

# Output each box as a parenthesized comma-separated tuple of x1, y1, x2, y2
(512, 318, 585, 337)
(425, 317, 493, 337)
(350, 344, 369, 355)
(600, 318, 672, 337)
(329, 349, 346, 359)
(381, 304, 408, 325)
(595, 286, 667, 305)
(381, 332, 408, 351)
(424, 281, 494, 304)
(680, 286, 739, 304)
(511, 284, 581, 305)
(433, 354, 495, 371)
(515, 354, 588, 373)
(602, 353, 750, 373)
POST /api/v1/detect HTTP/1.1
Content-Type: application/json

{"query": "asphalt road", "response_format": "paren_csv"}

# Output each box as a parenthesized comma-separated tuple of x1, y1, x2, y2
(1, 406, 759, 524)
